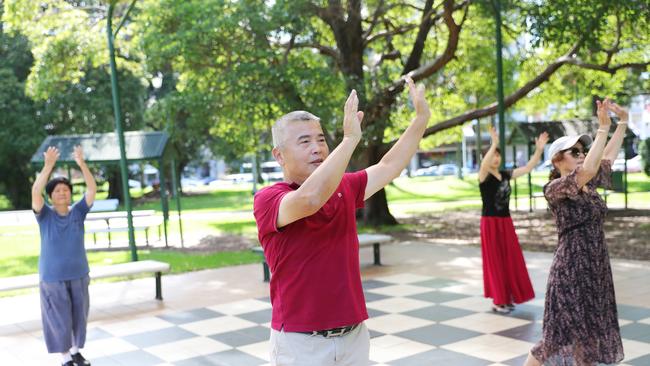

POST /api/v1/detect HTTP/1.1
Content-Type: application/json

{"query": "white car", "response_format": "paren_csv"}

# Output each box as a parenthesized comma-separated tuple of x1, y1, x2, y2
(437, 164, 459, 176)
(612, 155, 642, 173)
(414, 166, 438, 176)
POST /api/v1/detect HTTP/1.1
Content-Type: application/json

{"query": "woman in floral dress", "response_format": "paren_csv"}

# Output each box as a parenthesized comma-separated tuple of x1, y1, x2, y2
(525, 98, 627, 365)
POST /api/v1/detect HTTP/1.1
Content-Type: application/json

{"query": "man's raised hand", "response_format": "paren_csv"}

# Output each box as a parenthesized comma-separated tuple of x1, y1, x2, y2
(343, 89, 363, 142)
(405, 76, 431, 122)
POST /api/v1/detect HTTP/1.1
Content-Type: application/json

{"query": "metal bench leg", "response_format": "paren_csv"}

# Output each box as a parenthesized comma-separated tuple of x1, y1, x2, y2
(145, 229, 150, 246)
(155, 272, 163, 300)
(93, 233, 97, 245)
(263, 261, 270, 282)
(108, 231, 112, 248)
(373, 243, 381, 265)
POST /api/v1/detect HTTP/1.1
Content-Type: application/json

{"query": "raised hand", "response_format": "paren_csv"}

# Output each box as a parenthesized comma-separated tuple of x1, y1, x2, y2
(608, 102, 629, 123)
(535, 131, 549, 151)
(405, 75, 431, 122)
(596, 98, 612, 129)
(73, 145, 86, 167)
(43, 146, 60, 168)
(489, 126, 499, 146)
(343, 89, 363, 141)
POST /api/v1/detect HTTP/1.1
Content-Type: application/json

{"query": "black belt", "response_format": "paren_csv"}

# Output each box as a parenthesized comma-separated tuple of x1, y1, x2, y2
(298, 323, 359, 338)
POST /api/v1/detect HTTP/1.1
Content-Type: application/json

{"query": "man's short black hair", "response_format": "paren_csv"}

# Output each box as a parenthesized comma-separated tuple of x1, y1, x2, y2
(45, 177, 73, 197)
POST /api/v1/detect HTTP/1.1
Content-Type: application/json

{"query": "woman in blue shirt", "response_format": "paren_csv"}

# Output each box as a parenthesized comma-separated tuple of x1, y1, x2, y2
(32, 146, 96, 366)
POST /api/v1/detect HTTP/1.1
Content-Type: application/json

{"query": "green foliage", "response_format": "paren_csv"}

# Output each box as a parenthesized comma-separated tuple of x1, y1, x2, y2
(0, 19, 44, 209)
(2, 0, 649, 220)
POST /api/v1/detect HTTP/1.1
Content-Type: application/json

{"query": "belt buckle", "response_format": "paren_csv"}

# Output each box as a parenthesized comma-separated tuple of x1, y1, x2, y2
(325, 327, 346, 338)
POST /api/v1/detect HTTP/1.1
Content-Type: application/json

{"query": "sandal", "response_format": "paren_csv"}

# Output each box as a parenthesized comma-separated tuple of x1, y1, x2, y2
(492, 304, 511, 314)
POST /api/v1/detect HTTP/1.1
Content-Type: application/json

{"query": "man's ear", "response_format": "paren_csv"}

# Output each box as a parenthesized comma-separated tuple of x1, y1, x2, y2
(272, 147, 284, 166)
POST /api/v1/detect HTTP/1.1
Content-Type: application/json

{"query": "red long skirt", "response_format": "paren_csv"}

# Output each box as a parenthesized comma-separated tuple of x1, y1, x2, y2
(480, 216, 535, 305)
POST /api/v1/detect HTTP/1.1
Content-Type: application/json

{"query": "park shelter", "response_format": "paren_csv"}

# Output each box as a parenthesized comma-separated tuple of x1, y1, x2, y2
(30, 131, 185, 253)
(508, 119, 637, 210)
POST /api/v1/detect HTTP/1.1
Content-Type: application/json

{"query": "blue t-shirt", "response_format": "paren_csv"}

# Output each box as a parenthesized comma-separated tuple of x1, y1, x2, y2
(35, 197, 92, 282)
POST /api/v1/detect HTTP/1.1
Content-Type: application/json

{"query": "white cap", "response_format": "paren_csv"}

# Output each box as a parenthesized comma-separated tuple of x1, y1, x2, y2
(547, 135, 593, 160)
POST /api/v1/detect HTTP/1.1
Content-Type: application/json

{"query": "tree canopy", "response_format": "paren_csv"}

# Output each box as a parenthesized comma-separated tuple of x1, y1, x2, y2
(1, 0, 648, 219)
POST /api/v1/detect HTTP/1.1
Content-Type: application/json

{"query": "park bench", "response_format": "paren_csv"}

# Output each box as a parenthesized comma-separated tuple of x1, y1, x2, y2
(85, 210, 164, 246)
(89, 199, 119, 212)
(0, 260, 171, 300)
(251, 233, 394, 282)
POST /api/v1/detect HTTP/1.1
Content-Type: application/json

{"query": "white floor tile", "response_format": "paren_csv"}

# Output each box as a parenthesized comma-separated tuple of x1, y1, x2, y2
(366, 284, 433, 297)
(369, 335, 435, 363)
(372, 273, 434, 284)
(238, 340, 271, 362)
(83, 337, 139, 359)
(208, 299, 271, 315)
(441, 313, 531, 334)
(144, 336, 231, 362)
(441, 334, 533, 362)
(440, 296, 495, 313)
(365, 313, 433, 334)
(100, 316, 175, 337)
(366, 297, 432, 313)
(180, 315, 257, 336)
(622, 339, 650, 362)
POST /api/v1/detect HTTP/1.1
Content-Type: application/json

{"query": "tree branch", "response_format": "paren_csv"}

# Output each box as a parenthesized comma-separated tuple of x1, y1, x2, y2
(281, 41, 342, 64)
(565, 59, 650, 74)
(364, 24, 419, 45)
(363, 0, 386, 40)
(363, 0, 465, 126)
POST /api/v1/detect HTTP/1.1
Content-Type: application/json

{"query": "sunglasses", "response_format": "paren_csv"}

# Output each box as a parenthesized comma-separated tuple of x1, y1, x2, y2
(564, 147, 588, 158)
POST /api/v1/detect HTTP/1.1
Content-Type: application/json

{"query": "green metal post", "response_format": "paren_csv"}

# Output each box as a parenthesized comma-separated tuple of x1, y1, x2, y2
(107, 3, 137, 261)
(456, 143, 463, 179)
(170, 158, 184, 247)
(476, 120, 482, 166)
(623, 136, 630, 210)
(512, 144, 518, 211)
(527, 142, 533, 212)
(495, 0, 506, 170)
(252, 153, 259, 195)
(158, 158, 169, 247)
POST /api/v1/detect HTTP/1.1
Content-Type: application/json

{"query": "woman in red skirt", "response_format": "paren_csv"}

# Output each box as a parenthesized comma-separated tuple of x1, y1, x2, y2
(479, 126, 548, 313)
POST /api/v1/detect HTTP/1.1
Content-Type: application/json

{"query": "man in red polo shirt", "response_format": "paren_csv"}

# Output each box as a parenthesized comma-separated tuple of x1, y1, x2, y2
(254, 76, 430, 365)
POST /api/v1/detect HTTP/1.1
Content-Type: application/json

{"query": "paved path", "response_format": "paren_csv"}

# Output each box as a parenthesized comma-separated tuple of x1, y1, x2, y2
(1, 241, 649, 365)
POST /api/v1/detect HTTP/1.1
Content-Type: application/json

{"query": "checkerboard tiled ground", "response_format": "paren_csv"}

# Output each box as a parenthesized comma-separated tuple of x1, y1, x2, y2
(13, 273, 644, 366)
(2, 241, 649, 365)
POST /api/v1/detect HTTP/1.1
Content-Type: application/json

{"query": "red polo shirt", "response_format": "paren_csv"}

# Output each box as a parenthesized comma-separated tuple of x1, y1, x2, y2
(253, 170, 368, 332)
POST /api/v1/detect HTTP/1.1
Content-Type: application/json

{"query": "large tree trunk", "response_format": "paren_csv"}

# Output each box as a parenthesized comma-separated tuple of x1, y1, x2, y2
(6, 167, 33, 209)
(360, 137, 398, 226)
(106, 166, 124, 202)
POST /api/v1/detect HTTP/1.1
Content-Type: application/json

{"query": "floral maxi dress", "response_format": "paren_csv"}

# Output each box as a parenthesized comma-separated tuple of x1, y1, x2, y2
(531, 160, 624, 365)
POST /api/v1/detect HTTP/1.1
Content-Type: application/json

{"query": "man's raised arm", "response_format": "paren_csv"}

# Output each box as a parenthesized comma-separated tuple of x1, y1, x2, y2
(364, 77, 431, 200)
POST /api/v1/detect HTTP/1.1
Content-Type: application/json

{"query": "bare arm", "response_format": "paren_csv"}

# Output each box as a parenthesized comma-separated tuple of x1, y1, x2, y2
(31, 147, 59, 212)
(577, 98, 612, 188)
(512, 132, 549, 179)
(365, 76, 431, 200)
(478, 127, 499, 183)
(73, 146, 96, 207)
(276, 91, 363, 228)
(602, 102, 628, 163)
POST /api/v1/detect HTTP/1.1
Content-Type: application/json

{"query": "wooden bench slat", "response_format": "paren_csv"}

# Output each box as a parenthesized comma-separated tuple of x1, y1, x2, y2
(0, 260, 170, 300)
(252, 233, 394, 282)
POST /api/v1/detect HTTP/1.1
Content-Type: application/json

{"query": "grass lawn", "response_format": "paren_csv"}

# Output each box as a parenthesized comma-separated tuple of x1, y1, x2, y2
(1, 172, 647, 282)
